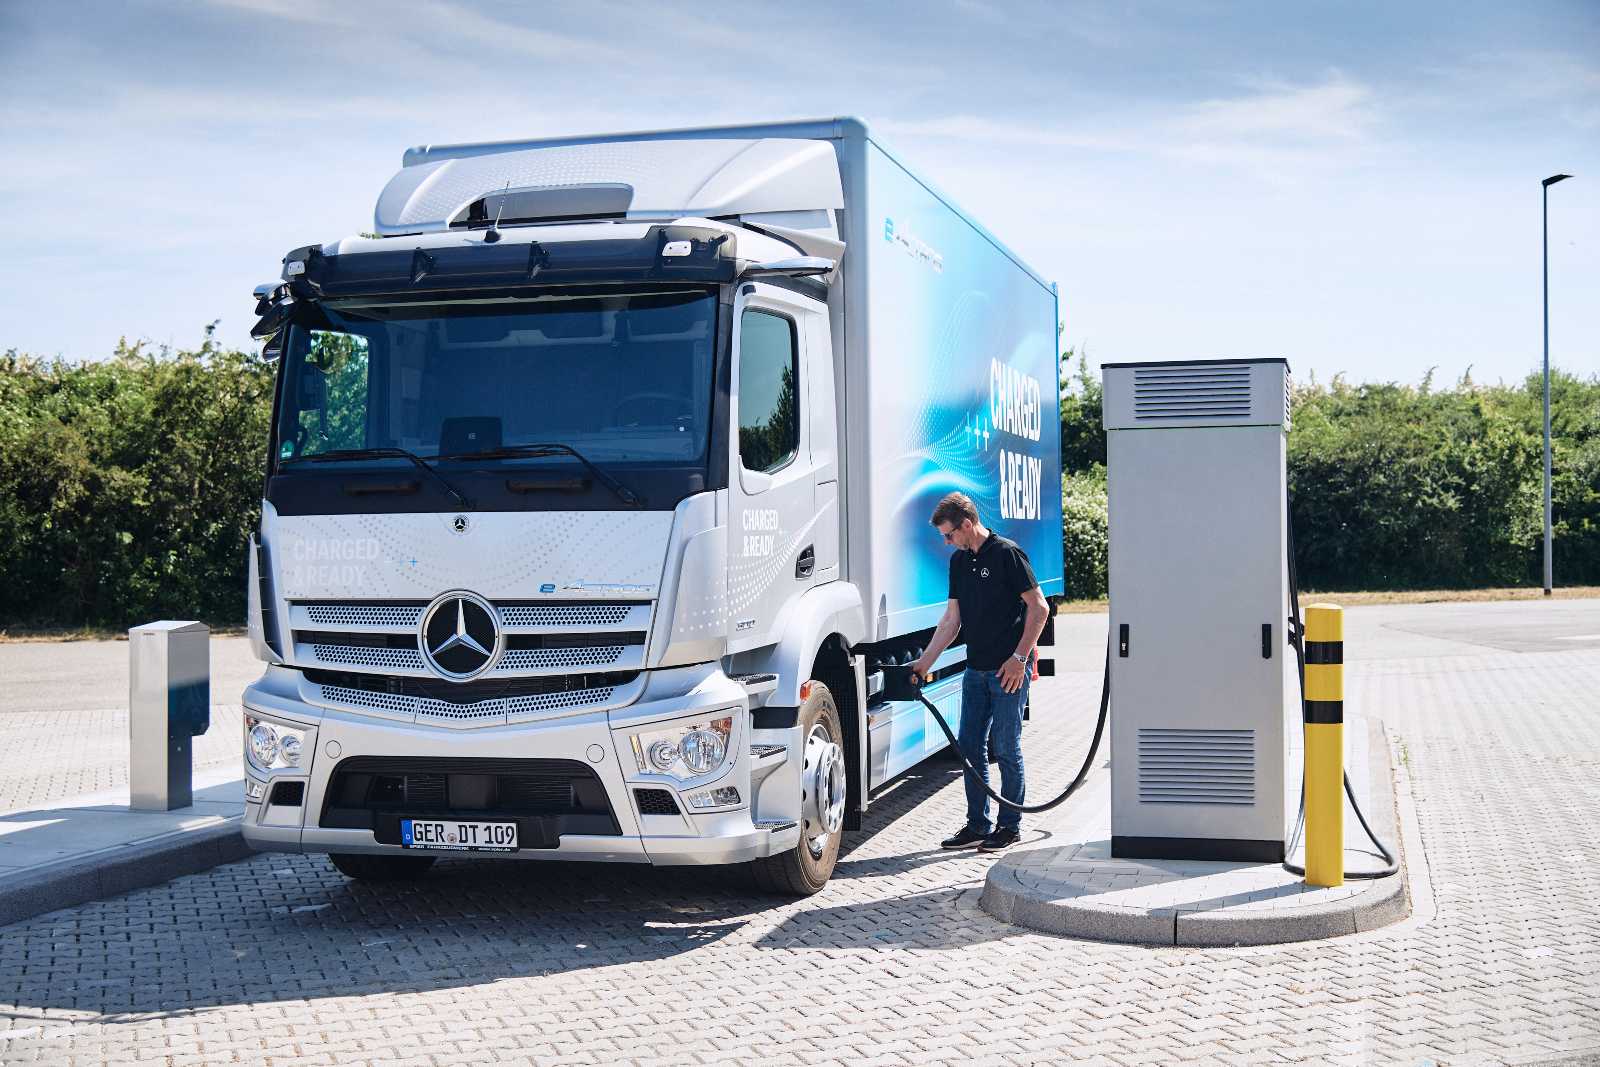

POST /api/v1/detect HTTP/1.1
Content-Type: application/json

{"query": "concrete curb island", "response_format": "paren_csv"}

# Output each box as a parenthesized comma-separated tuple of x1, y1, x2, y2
(980, 717, 1409, 946)
(0, 819, 250, 928)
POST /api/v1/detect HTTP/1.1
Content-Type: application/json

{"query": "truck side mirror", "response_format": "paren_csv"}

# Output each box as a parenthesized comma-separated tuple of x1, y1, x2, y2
(251, 282, 294, 356)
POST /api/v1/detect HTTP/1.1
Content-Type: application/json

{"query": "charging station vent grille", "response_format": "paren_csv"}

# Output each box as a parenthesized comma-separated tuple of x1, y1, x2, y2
(1133, 365, 1252, 421)
(1137, 728, 1255, 805)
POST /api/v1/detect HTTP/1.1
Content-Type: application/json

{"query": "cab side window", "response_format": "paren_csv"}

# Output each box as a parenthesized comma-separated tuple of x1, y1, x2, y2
(289, 330, 370, 457)
(737, 309, 800, 473)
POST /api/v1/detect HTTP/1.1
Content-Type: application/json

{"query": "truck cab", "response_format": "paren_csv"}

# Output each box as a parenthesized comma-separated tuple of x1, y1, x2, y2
(242, 119, 1063, 894)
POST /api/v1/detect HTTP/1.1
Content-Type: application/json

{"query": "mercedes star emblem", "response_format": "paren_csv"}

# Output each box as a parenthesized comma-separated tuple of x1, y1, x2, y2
(420, 591, 500, 680)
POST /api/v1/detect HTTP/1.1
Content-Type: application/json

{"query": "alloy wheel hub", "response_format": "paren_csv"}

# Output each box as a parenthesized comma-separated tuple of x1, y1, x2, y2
(801, 723, 846, 856)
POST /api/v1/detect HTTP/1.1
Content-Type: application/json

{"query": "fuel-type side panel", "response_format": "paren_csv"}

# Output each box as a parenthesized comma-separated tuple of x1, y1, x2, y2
(853, 140, 1064, 640)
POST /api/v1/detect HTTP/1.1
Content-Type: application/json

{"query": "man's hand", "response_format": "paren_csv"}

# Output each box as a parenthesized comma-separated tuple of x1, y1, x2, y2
(996, 656, 1027, 694)
(912, 600, 961, 686)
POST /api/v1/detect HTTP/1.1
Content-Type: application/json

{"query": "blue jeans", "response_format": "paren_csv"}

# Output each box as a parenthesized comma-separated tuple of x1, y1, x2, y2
(959, 667, 1028, 833)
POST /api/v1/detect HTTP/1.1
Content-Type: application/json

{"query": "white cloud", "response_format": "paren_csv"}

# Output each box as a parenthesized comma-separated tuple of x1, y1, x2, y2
(406, 0, 626, 63)
(1436, 48, 1600, 131)
(1181, 75, 1378, 144)
(200, 0, 620, 60)
(883, 74, 1385, 178)
(199, 0, 359, 27)
(876, 114, 1136, 152)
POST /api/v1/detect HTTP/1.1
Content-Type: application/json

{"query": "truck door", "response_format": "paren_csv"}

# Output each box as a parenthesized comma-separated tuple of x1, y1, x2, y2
(727, 283, 827, 654)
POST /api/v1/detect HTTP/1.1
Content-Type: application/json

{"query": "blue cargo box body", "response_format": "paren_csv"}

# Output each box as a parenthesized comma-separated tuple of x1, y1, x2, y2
(836, 125, 1064, 641)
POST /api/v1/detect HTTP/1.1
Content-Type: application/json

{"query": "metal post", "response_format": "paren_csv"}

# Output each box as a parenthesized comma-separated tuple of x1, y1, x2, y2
(1542, 173, 1572, 595)
(1543, 181, 1553, 595)
(1303, 604, 1344, 888)
(129, 620, 211, 811)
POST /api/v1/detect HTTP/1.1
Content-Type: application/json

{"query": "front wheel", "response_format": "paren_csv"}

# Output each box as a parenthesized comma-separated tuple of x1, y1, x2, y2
(749, 682, 847, 896)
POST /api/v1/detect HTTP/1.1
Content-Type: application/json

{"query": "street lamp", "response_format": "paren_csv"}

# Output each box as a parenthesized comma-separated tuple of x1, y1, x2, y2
(1542, 173, 1571, 596)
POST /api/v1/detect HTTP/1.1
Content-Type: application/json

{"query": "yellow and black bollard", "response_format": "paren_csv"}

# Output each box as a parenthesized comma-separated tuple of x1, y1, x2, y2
(1303, 604, 1344, 886)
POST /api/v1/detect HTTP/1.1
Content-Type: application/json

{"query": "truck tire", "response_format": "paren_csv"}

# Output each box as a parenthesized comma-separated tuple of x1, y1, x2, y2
(328, 853, 437, 881)
(749, 682, 847, 896)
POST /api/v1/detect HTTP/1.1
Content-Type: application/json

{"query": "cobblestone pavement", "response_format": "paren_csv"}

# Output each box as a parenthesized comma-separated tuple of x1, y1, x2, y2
(0, 637, 259, 812)
(2, 604, 1598, 1066)
(0, 705, 245, 813)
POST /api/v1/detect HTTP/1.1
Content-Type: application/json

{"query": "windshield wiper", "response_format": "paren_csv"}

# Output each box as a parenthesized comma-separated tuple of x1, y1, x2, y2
(286, 447, 473, 509)
(436, 442, 644, 508)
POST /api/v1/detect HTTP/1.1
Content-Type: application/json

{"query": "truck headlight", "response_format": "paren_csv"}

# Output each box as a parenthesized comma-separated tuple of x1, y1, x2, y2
(245, 714, 308, 773)
(681, 727, 727, 774)
(630, 715, 734, 782)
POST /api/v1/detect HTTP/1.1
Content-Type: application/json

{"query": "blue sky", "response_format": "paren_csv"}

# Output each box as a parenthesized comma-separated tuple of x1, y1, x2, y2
(1, 0, 1595, 387)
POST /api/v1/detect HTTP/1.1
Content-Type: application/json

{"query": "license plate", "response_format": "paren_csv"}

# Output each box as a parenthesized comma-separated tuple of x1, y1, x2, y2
(400, 818, 518, 852)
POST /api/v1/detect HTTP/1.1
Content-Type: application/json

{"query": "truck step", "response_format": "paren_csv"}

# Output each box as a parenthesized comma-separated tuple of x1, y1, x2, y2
(731, 673, 780, 699)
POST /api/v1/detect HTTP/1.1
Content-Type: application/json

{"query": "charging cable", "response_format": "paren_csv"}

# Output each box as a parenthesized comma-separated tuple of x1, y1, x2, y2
(1282, 493, 1399, 878)
(887, 641, 1111, 814)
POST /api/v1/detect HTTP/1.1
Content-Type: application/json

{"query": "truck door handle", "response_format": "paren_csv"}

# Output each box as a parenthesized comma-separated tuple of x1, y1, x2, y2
(796, 545, 815, 579)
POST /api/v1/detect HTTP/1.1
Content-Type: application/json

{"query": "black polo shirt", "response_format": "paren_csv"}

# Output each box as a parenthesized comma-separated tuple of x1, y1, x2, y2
(948, 532, 1039, 672)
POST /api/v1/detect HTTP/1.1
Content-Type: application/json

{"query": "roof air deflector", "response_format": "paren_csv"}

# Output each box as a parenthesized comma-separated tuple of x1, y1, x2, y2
(450, 184, 634, 229)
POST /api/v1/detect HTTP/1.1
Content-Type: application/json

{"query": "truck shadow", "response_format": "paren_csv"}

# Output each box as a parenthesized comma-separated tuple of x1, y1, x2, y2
(0, 746, 1007, 1019)
(0, 855, 756, 1020)
(749, 883, 1002, 954)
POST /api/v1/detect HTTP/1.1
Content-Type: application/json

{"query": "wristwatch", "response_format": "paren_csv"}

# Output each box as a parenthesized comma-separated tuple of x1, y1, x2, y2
(1011, 652, 1028, 668)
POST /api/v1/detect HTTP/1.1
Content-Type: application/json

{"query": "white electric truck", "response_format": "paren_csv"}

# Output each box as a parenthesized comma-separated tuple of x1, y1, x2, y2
(242, 118, 1064, 894)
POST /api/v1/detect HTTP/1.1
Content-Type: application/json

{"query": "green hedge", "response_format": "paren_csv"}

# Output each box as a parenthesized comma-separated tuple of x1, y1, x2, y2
(1061, 468, 1108, 600)
(1057, 353, 1600, 598)
(0, 333, 273, 628)
(0, 338, 1595, 626)
(1287, 373, 1600, 589)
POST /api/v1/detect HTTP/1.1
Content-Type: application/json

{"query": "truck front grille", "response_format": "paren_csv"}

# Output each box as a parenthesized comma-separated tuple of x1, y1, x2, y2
(290, 599, 649, 634)
(321, 756, 621, 841)
(400, 772, 447, 808)
(496, 646, 629, 671)
(304, 602, 426, 628)
(286, 599, 651, 680)
(498, 604, 634, 628)
(311, 643, 426, 671)
(305, 668, 644, 727)
(301, 640, 633, 675)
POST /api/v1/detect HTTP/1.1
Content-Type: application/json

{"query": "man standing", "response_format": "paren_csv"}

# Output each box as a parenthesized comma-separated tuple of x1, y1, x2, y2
(911, 492, 1050, 852)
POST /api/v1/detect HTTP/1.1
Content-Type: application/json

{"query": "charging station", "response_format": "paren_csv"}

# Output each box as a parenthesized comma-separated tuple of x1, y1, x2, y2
(1103, 359, 1295, 862)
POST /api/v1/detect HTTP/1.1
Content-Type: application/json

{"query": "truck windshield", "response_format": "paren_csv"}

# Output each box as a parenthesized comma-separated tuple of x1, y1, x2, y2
(274, 290, 717, 470)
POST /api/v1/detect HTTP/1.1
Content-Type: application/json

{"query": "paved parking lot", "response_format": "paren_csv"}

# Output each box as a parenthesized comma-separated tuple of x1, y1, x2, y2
(0, 637, 259, 812)
(1, 601, 1598, 1065)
